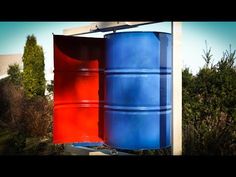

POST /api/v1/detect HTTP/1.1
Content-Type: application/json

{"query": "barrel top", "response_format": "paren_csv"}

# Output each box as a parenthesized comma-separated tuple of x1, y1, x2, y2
(104, 31, 172, 37)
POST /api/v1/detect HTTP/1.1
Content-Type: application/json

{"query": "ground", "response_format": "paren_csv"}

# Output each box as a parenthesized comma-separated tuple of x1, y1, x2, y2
(0, 128, 64, 155)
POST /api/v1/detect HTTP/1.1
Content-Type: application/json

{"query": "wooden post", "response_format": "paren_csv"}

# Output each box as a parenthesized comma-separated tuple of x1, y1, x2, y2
(172, 22, 182, 155)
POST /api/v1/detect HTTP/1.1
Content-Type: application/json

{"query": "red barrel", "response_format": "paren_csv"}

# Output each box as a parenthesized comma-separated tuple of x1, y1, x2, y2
(53, 35, 104, 144)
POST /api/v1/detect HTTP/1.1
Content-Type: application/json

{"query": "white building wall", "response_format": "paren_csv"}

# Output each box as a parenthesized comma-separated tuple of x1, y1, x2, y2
(0, 54, 23, 79)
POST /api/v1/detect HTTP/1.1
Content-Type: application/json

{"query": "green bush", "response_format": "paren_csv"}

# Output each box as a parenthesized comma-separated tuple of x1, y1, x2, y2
(0, 35, 53, 154)
(7, 63, 22, 86)
(183, 45, 236, 155)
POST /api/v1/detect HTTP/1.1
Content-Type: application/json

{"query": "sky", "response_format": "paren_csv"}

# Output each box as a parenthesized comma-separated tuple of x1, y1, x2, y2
(0, 21, 236, 80)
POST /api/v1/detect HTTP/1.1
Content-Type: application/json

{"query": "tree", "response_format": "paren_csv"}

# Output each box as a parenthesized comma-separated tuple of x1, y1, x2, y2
(22, 35, 46, 98)
(183, 44, 236, 155)
(202, 40, 213, 68)
(46, 80, 54, 95)
(7, 63, 22, 86)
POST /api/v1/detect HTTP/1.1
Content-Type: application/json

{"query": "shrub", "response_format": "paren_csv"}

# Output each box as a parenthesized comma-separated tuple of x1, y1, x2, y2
(1, 80, 24, 130)
(183, 45, 236, 155)
(7, 63, 22, 86)
(22, 96, 53, 137)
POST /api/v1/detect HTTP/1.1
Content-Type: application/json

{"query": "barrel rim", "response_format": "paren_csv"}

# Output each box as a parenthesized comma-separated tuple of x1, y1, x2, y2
(104, 31, 172, 37)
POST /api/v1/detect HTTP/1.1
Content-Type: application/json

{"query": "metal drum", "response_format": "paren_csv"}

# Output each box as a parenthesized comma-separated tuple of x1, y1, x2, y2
(53, 35, 104, 145)
(104, 32, 172, 150)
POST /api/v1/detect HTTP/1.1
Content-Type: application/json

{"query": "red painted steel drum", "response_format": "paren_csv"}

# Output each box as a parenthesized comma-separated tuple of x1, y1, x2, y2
(53, 35, 104, 144)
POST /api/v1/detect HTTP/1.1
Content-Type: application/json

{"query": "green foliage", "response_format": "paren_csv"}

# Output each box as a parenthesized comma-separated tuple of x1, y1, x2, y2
(46, 80, 54, 95)
(7, 63, 22, 86)
(22, 35, 46, 98)
(183, 45, 236, 155)
(0, 35, 58, 155)
(8, 133, 26, 153)
(202, 40, 213, 68)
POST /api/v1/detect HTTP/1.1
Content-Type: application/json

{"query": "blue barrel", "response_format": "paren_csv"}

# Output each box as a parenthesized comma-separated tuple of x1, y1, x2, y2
(104, 32, 172, 150)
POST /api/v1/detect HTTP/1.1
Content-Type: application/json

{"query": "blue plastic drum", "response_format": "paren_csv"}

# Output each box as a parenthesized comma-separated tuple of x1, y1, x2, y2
(104, 32, 172, 150)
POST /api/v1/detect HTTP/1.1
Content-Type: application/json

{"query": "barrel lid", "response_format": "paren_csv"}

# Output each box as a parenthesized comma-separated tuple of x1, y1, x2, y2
(104, 31, 172, 38)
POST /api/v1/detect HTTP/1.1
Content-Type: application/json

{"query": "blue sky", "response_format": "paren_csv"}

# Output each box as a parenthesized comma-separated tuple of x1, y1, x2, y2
(182, 22, 236, 73)
(0, 22, 236, 80)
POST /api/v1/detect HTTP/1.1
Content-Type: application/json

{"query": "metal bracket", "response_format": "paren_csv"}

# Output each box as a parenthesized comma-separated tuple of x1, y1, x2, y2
(63, 21, 156, 35)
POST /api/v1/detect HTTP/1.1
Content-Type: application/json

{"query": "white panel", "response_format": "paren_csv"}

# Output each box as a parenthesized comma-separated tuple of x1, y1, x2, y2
(172, 22, 182, 155)
(63, 22, 155, 35)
